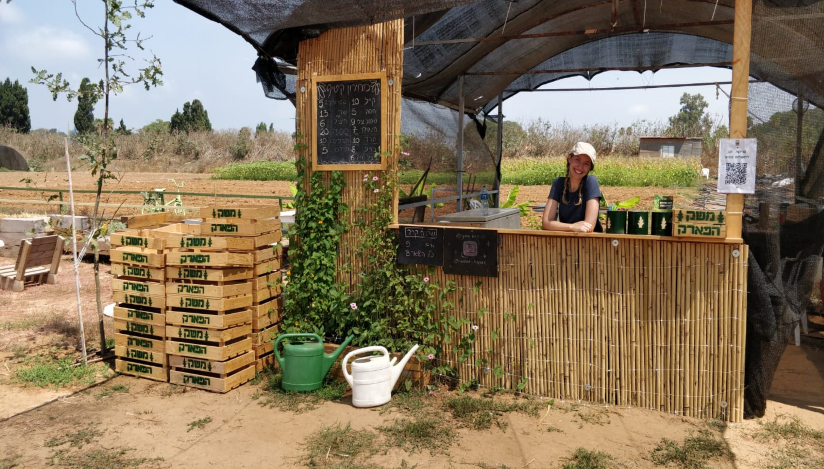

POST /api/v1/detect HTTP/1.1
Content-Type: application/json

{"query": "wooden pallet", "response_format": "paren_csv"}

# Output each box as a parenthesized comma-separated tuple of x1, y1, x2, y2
(166, 337, 252, 361)
(166, 309, 252, 329)
(115, 346, 166, 366)
(116, 359, 169, 382)
(112, 278, 165, 296)
(164, 231, 280, 252)
(115, 332, 165, 354)
(112, 291, 166, 310)
(252, 305, 281, 330)
(251, 324, 279, 346)
(165, 266, 252, 282)
(169, 362, 255, 393)
(113, 264, 166, 282)
(200, 205, 281, 221)
(165, 281, 252, 298)
(253, 258, 282, 277)
(251, 295, 283, 318)
(114, 319, 164, 338)
(255, 352, 277, 372)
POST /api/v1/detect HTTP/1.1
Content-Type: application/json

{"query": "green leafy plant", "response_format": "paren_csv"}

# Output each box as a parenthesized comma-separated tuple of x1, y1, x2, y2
(500, 185, 532, 216)
(187, 417, 212, 432)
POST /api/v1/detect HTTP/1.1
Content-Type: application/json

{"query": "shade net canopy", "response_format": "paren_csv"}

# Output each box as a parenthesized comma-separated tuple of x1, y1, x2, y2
(174, 0, 824, 419)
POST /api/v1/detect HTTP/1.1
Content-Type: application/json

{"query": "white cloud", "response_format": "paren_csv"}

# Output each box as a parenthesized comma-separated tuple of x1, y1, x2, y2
(0, 3, 24, 24)
(6, 26, 91, 62)
(628, 103, 651, 115)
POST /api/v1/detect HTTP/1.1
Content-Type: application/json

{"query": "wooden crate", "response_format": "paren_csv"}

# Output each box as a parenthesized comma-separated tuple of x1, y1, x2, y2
(113, 291, 166, 310)
(253, 341, 273, 358)
(113, 306, 165, 326)
(199, 218, 280, 237)
(252, 245, 280, 264)
(251, 324, 279, 346)
(115, 332, 165, 354)
(166, 252, 252, 267)
(110, 231, 167, 251)
(113, 264, 166, 282)
(200, 205, 280, 221)
(165, 281, 252, 298)
(116, 359, 168, 382)
(110, 248, 165, 268)
(165, 266, 252, 282)
(254, 258, 282, 277)
(169, 363, 255, 393)
(168, 350, 254, 375)
(166, 309, 252, 329)
(123, 212, 187, 230)
(114, 319, 163, 338)
(164, 232, 280, 252)
(165, 337, 252, 361)
(166, 294, 252, 311)
(255, 352, 277, 372)
(112, 278, 165, 297)
(166, 324, 252, 344)
(252, 307, 281, 330)
(251, 295, 283, 318)
(115, 345, 166, 366)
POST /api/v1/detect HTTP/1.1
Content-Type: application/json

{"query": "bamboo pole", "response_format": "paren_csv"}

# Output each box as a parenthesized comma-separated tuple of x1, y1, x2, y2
(65, 139, 88, 366)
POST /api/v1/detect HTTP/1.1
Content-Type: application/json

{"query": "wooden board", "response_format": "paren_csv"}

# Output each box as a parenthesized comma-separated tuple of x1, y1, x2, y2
(253, 341, 273, 358)
(109, 232, 167, 250)
(169, 363, 255, 393)
(251, 295, 283, 318)
(199, 218, 280, 237)
(113, 264, 165, 282)
(166, 337, 252, 361)
(112, 278, 165, 296)
(166, 324, 252, 344)
(166, 309, 252, 329)
(114, 319, 163, 338)
(166, 252, 252, 267)
(251, 288, 280, 304)
(116, 359, 168, 382)
(253, 272, 281, 292)
(252, 312, 281, 331)
(112, 306, 165, 327)
(115, 345, 166, 366)
(165, 266, 252, 282)
(251, 324, 279, 346)
(200, 205, 280, 220)
(168, 350, 255, 375)
(165, 281, 252, 298)
(255, 352, 277, 372)
(673, 210, 727, 225)
(166, 294, 252, 312)
(254, 259, 281, 276)
(113, 291, 166, 310)
(164, 232, 280, 252)
(673, 223, 727, 239)
(253, 246, 280, 264)
(115, 332, 165, 353)
(110, 248, 165, 267)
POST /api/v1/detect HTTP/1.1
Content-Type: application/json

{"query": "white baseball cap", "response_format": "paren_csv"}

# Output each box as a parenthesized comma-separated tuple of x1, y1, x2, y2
(569, 142, 596, 163)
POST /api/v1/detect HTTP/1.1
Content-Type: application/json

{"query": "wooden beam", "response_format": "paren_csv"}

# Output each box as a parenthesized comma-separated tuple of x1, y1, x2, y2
(726, 0, 752, 242)
(466, 61, 733, 76)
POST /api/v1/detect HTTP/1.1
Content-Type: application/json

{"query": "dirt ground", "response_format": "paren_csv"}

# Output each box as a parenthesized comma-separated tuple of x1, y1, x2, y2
(1, 257, 823, 468)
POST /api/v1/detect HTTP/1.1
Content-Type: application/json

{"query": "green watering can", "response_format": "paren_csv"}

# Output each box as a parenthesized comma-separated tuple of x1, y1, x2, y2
(273, 333, 354, 391)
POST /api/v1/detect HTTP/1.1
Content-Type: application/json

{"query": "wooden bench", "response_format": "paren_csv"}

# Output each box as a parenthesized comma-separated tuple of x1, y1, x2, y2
(0, 235, 64, 292)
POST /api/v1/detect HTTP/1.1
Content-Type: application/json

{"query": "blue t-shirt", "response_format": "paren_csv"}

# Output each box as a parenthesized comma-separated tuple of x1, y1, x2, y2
(548, 175, 603, 232)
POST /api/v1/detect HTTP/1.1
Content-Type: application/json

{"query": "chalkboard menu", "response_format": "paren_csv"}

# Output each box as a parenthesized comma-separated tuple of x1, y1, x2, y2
(398, 225, 443, 266)
(443, 229, 498, 277)
(311, 72, 387, 171)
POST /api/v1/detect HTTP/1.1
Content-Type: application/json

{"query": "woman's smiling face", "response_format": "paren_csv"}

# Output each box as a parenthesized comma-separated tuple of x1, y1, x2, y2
(568, 153, 593, 179)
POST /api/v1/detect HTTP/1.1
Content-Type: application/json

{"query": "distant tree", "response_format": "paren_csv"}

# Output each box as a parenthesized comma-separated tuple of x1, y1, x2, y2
(73, 78, 99, 135)
(116, 118, 131, 135)
(486, 120, 527, 156)
(268, 123, 274, 132)
(255, 122, 268, 134)
(667, 92, 713, 137)
(170, 99, 212, 133)
(141, 119, 170, 133)
(0, 77, 31, 133)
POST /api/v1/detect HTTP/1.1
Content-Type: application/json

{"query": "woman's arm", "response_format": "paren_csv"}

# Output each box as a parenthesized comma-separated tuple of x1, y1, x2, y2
(584, 198, 599, 229)
(542, 198, 592, 232)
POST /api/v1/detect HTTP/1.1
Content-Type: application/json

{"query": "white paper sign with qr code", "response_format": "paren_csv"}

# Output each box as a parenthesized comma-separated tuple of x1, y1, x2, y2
(717, 138, 757, 194)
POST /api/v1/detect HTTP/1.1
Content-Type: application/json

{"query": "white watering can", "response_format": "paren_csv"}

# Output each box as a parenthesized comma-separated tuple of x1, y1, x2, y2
(342, 344, 419, 408)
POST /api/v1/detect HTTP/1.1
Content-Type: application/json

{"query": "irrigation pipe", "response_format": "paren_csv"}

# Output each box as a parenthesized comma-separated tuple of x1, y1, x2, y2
(65, 139, 88, 366)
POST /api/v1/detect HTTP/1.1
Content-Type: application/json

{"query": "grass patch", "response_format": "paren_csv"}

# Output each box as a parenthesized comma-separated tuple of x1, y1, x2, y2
(752, 415, 824, 443)
(650, 429, 732, 469)
(45, 425, 104, 449)
(95, 384, 129, 400)
(377, 416, 455, 455)
(379, 390, 430, 416)
(187, 417, 212, 432)
(750, 415, 824, 469)
(562, 447, 616, 469)
(764, 447, 824, 469)
(47, 447, 162, 469)
(442, 395, 542, 430)
(304, 423, 379, 467)
(256, 370, 348, 413)
(0, 453, 21, 469)
(211, 161, 296, 181)
(15, 358, 107, 389)
(0, 316, 47, 331)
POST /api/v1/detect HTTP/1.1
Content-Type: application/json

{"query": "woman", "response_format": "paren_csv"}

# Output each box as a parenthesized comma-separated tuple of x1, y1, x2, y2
(542, 142, 603, 233)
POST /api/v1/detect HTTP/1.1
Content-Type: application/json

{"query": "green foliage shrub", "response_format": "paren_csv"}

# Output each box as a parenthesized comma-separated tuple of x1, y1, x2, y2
(211, 161, 297, 181)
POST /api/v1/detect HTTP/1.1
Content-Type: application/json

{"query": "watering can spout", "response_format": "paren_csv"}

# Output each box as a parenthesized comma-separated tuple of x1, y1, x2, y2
(390, 344, 419, 387)
(322, 334, 354, 375)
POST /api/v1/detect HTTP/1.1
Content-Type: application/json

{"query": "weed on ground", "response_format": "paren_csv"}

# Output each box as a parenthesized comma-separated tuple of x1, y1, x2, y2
(376, 416, 455, 455)
(749, 415, 824, 469)
(14, 357, 109, 389)
(187, 417, 212, 432)
(47, 447, 163, 469)
(0, 453, 21, 469)
(96, 384, 130, 399)
(45, 425, 104, 449)
(443, 395, 542, 430)
(562, 447, 617, 469)
(650, 429, 733, 469)
(255, 369, 348, 413)
(304, 423, 379, 467)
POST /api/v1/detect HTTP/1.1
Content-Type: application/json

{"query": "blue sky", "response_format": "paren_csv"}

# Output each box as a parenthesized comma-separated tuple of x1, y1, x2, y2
(0, 1, 732, 134)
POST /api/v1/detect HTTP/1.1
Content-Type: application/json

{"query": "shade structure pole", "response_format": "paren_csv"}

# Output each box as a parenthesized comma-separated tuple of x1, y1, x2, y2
(796, 92, 804, 198)
(495, 93, 503, 208)
(726, 0, 752, 241)
(457, 74, 465, 212)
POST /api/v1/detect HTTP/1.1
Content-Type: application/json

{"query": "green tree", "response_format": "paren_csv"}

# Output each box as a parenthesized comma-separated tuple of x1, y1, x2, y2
(667, 92, 713, 137)
(268, 123, 274, 132)
(255, 122, 268, 134)
(0, 78, 31, 133)
(141, 119, 170, 133)
(485, 120, 527, 156)
(73, 78, 99, 135)
(116, 118, 131, 135)
(170, 99, 212, 133)
(31, 0, 162, 360)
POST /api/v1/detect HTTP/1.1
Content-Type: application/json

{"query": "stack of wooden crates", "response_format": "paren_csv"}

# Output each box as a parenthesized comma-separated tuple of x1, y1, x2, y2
(112, 205, 284, 391)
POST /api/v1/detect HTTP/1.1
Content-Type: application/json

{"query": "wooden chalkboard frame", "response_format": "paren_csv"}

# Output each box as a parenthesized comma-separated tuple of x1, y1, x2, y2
(311, 72, 388, 171)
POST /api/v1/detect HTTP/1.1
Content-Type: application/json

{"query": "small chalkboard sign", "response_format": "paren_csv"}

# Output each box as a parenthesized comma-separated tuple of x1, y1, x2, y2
(311, 72, 387, 171)
(443, 229, 498, 277)
(397, 225, 443, 266)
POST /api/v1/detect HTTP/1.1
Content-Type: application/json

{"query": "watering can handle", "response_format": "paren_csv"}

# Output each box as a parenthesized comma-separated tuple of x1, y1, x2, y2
(273, 333, 323, 369)
(341, 346, 389, 386)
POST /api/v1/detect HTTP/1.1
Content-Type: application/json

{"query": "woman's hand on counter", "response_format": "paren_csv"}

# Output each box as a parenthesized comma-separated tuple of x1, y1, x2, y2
(571, 221, 593, 233)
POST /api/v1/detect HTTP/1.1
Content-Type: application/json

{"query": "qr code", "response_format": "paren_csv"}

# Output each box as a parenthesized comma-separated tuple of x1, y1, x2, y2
(725, 163, 748, 185)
